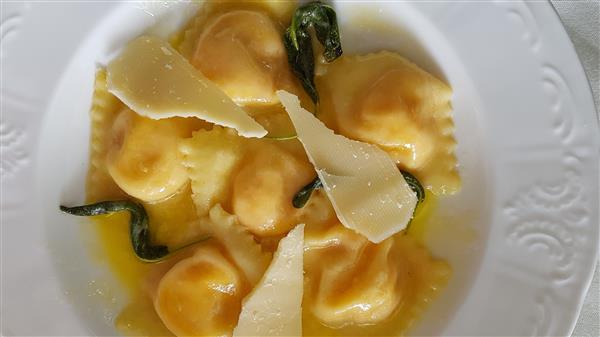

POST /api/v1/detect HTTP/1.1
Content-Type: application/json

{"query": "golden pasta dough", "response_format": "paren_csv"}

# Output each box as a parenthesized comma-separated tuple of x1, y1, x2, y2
(105, 109, 199, 202)
(179, 126, 246, 217)
(304, 222, 451, 334)
(304, 222, 401, 327)
(232, 142, 315, 236)
(190, 10, 295, 105)
(154, 244, 248, 337)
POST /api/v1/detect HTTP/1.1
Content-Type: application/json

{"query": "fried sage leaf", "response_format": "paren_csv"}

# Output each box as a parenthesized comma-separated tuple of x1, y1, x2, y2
(400, 170, 425, 205)
(284, 1, 343, 103)
(292, 177, 323, 208)
(60, 200, 208, 262)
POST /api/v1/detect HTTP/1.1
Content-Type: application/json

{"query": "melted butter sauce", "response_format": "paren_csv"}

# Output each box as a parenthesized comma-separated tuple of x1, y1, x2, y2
(85, 2, 456, 336)
(88, 187, 447, 337)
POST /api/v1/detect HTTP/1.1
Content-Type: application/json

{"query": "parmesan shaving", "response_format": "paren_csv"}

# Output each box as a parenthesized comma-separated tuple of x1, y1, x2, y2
(277, 90, 418, 243)
(233, 224, 304, 337)
(107, 35, 267, 138)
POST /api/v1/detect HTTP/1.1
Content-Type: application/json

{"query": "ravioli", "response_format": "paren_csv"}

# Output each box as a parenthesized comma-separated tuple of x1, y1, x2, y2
(180, 7, 297, 105)
(304, 222, 451, 330)
(105, 109, 199, 202)
(154, 244, 248, 337)
(316, 52, 461, 194)
(191, 10, 296, 105)
(232, 142, 315, 236)
(304, 222, 399, 327)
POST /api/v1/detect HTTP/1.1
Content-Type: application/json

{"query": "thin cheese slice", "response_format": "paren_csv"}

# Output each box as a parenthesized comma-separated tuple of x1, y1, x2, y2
(233, 224, 304, 337)
(277, 90, 417, 243)
(107, 35, 267, 138)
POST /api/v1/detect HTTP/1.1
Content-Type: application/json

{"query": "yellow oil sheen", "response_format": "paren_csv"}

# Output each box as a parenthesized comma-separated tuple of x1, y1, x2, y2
(88, 180, 447, 337)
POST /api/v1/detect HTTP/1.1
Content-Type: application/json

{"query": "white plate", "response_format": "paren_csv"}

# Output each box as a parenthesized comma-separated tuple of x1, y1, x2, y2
(1, 1, 598, 336)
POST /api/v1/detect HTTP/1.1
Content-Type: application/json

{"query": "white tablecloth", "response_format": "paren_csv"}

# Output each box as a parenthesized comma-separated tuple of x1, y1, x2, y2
(550, 1, 600, 337)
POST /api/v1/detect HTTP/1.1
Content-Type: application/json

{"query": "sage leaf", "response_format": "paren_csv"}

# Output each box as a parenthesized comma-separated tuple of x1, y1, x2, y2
(292, 177, 323, 208)
(60, 200, 209, 263)
(400, 170, 425, 205)
(284, 1, 343, 103)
